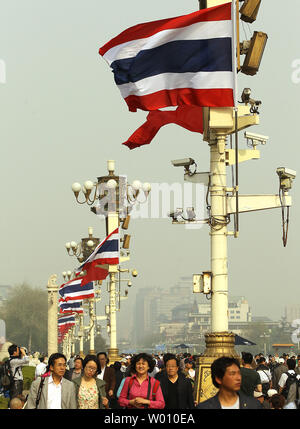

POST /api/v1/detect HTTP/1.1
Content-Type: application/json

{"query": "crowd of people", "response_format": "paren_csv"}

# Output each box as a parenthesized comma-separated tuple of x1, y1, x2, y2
(1, 344, 300, 410)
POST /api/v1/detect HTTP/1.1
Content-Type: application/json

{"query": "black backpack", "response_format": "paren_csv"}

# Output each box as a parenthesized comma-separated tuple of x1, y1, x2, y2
(282, 372, 299, 399)
(0, 359, 14, 389)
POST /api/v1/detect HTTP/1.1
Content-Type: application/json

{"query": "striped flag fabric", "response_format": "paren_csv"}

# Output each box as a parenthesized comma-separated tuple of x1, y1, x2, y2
(58, 314, 76, 343)
(59, 298, 83, 314)
(99, 3, 235, 112)
(78, 228, 119, 270)
(77, 228, 119, 286)
(123, 105, 204, 149)
(58, 314, 76, 329)
(59, 277, 95, 302)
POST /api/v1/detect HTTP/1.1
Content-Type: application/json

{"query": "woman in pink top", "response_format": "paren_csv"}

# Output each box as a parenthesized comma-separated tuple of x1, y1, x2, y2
(118, 353, 165, 409)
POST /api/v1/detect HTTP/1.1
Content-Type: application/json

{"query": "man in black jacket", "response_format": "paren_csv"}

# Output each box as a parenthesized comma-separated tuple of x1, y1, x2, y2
(158, 354, 194, 409)
(196, 357, 263, 409)
(64, 356, 83, 381)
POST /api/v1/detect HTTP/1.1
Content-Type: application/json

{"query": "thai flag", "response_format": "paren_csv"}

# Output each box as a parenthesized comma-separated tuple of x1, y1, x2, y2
(58, 315, 76, 332)
(78, 228, 119, 271)
(99, 3, 235, 112)
(59, 299, 83, 314)
(58, 315, 76, 342)
(59, 277, 94, 301)
(77, 228, 119, 286)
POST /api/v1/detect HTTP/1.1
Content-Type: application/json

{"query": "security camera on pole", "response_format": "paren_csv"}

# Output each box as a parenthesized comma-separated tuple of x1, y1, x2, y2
(174, 0, 295, 403)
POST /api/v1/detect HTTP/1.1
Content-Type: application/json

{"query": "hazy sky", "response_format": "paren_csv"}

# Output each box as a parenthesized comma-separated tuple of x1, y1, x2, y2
(1, 1, 300, 341)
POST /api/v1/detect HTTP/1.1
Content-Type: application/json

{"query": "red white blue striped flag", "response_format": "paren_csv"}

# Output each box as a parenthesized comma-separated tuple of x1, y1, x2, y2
(77, 228, 119, 286)
(58, 314, 76, 343)
(59, 298, 83, 314)
(78, 228, 119, 269)
(59, 277, 94, 301)
(99, 3, 235, 112)
(58, 314, 76, 328)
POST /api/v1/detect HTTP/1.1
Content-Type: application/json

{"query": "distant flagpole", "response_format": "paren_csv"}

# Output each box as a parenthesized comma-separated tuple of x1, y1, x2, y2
(231, 0, 238, 108)
(232, 0, 239, 236)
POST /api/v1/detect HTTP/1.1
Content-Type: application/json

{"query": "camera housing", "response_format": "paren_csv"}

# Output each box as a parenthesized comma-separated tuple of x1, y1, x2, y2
(276, 167, 296, 191)
(168, 208, 183, 221)
(276, 167, 296, 180)
(244, 131, 269, 145)
(171, 158, 195, 168)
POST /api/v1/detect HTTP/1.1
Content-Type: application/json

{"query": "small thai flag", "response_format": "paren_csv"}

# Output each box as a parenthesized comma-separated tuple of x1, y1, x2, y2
(59, 277, 94, 301)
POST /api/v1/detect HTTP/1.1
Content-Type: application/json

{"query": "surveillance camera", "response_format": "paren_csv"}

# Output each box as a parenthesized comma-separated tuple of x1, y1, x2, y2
(186, 207, 196, 221)
(244, 132, 269, 145)
(276, 167, 296, 191)
(168, 208, 184, 220)
(171, 158, 195, 168)
(241, 87, 251, 103)
(276, 167, 296, 180)
(240, 88, 262, 112)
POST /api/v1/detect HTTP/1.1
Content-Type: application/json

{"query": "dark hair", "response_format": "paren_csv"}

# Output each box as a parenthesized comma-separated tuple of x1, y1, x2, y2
(162, 353, 176, 365)
(113, 361, 122, 371)
(97, 352, 109, 365)
(242, 352, 253, 365)
(83, 355, 100, 373)
(287, 358, 296, 370)
(48, 353, 66, 369)
(74, 357, 84, 366)
(164, 354, 180, 367)
(270, 394, 285, 409)
(8, 344, 18, 356)
(131, 353, 156, 374)
(211, 357, 240, 388)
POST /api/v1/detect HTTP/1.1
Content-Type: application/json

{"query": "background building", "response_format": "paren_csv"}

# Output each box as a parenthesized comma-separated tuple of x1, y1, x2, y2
(0, 285, 12, 306)
(134, 278, 255, 351)
(285, 305, 300, 324)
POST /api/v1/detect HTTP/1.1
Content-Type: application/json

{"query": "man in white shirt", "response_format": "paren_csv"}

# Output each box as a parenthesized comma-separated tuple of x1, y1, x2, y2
(26, 353, 77, 409)
(35, 356, 47, 379)
(278, 358, 300, 402)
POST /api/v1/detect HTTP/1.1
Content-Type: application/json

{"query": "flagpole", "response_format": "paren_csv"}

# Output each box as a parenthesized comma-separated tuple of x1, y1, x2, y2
(194, 0, 240, 405)
(106, 212, 119, 364)
(231, 0, 240, 237)
(231, 0, 238, 109)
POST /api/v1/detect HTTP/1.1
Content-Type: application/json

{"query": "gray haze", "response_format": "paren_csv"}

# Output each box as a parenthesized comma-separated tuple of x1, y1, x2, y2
(1, 1, 299, 341)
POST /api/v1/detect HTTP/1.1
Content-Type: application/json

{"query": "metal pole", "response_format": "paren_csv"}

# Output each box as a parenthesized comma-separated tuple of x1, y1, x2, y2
(107, 211, 119, 363)
(210, 135, 229, 332)
(89, 299, 95, 354)
(79, 314, 84, 357)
